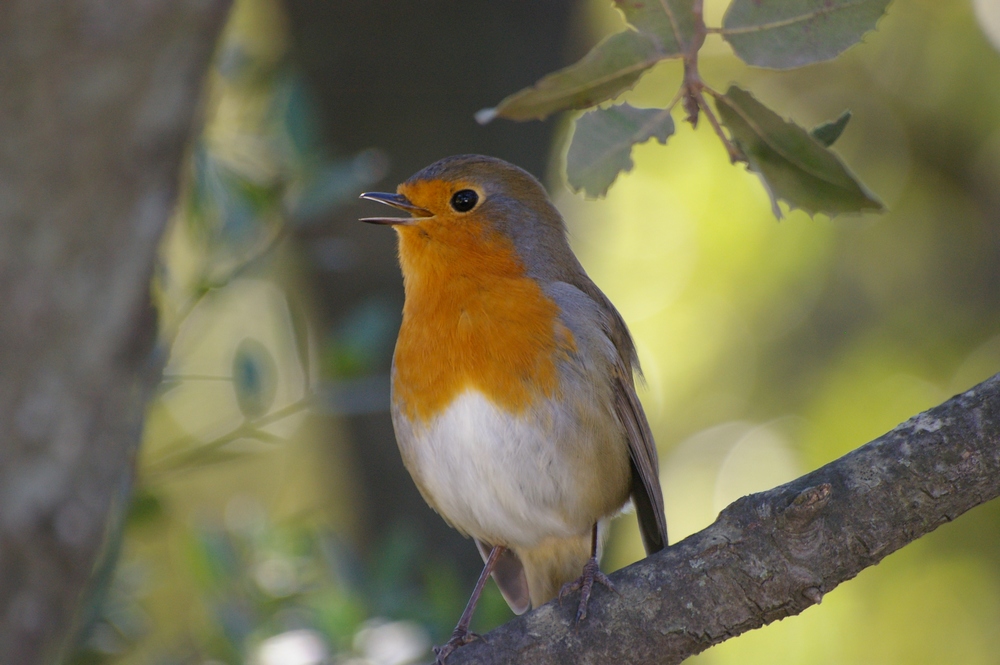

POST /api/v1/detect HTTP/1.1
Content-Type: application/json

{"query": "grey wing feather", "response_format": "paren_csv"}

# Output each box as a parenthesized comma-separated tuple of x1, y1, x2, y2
(568, 276, 669, 554)
(613, 363, 668, 553)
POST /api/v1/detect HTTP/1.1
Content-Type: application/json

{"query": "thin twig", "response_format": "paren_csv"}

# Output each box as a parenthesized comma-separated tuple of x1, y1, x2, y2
(165, 222, 291, 347)
(161, 374, 233, 381)
(696, 86, 745, 163)
(144, 395, 313, 478)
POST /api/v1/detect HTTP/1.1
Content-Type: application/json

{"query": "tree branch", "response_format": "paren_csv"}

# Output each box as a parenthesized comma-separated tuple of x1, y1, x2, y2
(453, 372, 1000, 664)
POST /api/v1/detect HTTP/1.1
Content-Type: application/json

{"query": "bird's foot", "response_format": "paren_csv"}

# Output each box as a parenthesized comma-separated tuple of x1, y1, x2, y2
(558, 555, 618, 622)
(433, 626, 482, 664)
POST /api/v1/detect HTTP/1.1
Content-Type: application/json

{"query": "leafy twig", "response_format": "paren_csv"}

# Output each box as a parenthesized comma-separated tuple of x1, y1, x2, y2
(143, 395, 312, 480)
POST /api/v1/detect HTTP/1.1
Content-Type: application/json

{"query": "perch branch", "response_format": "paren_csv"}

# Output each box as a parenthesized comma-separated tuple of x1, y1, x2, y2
(452, 372, 1000, 664)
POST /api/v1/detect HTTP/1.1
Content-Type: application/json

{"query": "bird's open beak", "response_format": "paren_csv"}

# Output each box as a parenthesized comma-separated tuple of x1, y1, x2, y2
(358, 192, 433, 225)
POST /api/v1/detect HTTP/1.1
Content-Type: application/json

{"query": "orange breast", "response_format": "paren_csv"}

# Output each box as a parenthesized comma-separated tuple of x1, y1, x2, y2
(393, 215, 576, 423)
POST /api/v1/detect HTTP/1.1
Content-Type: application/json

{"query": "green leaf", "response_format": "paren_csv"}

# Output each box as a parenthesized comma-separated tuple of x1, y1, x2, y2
(722, 0, 891, 69)
(232, 337, 278, 419)
(810, 110, 852, 147)
(615, 0, 700, 55)
(479, 0, 699, 123)
(566, 103, 675, 197)
(714, 85, 883, 217)
(478, 31, 662, 123)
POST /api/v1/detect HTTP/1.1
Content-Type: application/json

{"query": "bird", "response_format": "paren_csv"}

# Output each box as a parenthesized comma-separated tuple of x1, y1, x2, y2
(359, 154, 667, 663)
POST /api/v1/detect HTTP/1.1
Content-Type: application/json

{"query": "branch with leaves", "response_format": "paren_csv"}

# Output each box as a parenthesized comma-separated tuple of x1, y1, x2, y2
(448, 371, 1000, 664)
(479, 0, 890, 217)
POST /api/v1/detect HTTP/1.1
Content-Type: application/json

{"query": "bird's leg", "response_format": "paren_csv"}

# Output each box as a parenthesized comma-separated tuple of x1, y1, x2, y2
(558, 523, 618, 622)
(433, 544, 505, 664)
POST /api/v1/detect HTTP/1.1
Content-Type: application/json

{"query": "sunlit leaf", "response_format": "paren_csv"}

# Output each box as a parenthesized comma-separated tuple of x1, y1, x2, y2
(722, 0, 891, 69)
(479, 0, 699, 123)
(566, 103, 675, 197)
(715, 85, 883, 217)
(232, 337, 278, 419)
(810, 110, 852, 147)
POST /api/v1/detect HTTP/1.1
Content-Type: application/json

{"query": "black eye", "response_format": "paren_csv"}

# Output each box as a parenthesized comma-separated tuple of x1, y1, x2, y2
(450, 189, 479, 212)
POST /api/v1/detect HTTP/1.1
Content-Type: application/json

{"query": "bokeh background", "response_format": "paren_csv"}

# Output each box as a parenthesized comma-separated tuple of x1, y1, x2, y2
(68, 1, 1000, 663)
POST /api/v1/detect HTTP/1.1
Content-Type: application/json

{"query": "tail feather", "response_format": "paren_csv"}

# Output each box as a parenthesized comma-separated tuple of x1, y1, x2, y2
(515, 530, 599, 609)
(475, 540, 531, 615)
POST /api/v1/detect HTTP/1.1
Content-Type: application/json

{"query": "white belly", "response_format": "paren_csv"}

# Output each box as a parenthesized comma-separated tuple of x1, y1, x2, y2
(392, 389, 628, 549)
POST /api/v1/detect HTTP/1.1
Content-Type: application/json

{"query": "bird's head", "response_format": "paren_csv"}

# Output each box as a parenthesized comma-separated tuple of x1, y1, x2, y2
(360, 155, 574, 281)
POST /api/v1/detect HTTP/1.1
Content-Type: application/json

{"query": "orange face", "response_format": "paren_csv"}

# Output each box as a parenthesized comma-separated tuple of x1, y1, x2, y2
(393, 178, 514, 287)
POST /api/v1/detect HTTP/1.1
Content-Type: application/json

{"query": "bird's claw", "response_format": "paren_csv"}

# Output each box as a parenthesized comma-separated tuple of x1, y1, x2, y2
(433, 627, 482, 664)
(558, 556, 618, 622)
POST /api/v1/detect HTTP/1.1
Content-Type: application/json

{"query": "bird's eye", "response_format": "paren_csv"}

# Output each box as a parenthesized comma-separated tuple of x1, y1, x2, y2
(450, 189, 479, 212)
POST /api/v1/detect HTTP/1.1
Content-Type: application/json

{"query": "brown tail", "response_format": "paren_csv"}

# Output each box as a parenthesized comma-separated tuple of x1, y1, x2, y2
(514, 533, 593, 609)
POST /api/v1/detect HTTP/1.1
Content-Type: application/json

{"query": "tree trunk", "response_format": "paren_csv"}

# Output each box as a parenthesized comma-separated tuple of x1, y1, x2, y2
(0, 2, 230, 662)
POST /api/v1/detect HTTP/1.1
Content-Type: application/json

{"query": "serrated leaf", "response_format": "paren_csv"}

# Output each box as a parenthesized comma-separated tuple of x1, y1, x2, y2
(567, 103, 675, 197)
(810, 110, 851, 147)
(232, 338, 278, 419)
(722, 0, 891, 69)
(715, 85, 883, 217)
(481, 0, 699, 122)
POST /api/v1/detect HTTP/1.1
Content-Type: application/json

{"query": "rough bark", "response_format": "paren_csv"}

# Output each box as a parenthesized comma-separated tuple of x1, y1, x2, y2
(0, 2, 230, 663)
(451, 372, 1000, 664)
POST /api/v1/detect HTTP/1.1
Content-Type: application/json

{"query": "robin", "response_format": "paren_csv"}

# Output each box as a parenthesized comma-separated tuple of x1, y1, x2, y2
(360, 155, 667, 663)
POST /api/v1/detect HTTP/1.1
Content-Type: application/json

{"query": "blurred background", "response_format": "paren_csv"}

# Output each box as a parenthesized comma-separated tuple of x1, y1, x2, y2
(67, 0, 1000, 663)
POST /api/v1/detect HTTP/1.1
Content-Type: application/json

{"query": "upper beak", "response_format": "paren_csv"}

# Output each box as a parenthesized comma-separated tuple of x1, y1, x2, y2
(358, 192, 433, 225)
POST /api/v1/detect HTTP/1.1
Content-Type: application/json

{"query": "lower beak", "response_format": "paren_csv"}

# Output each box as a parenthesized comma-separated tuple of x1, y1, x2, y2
(359, 192, 433, 225)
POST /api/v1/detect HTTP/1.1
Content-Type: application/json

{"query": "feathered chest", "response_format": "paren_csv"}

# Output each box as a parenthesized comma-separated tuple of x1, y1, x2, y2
(392, 224, 576, 423)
